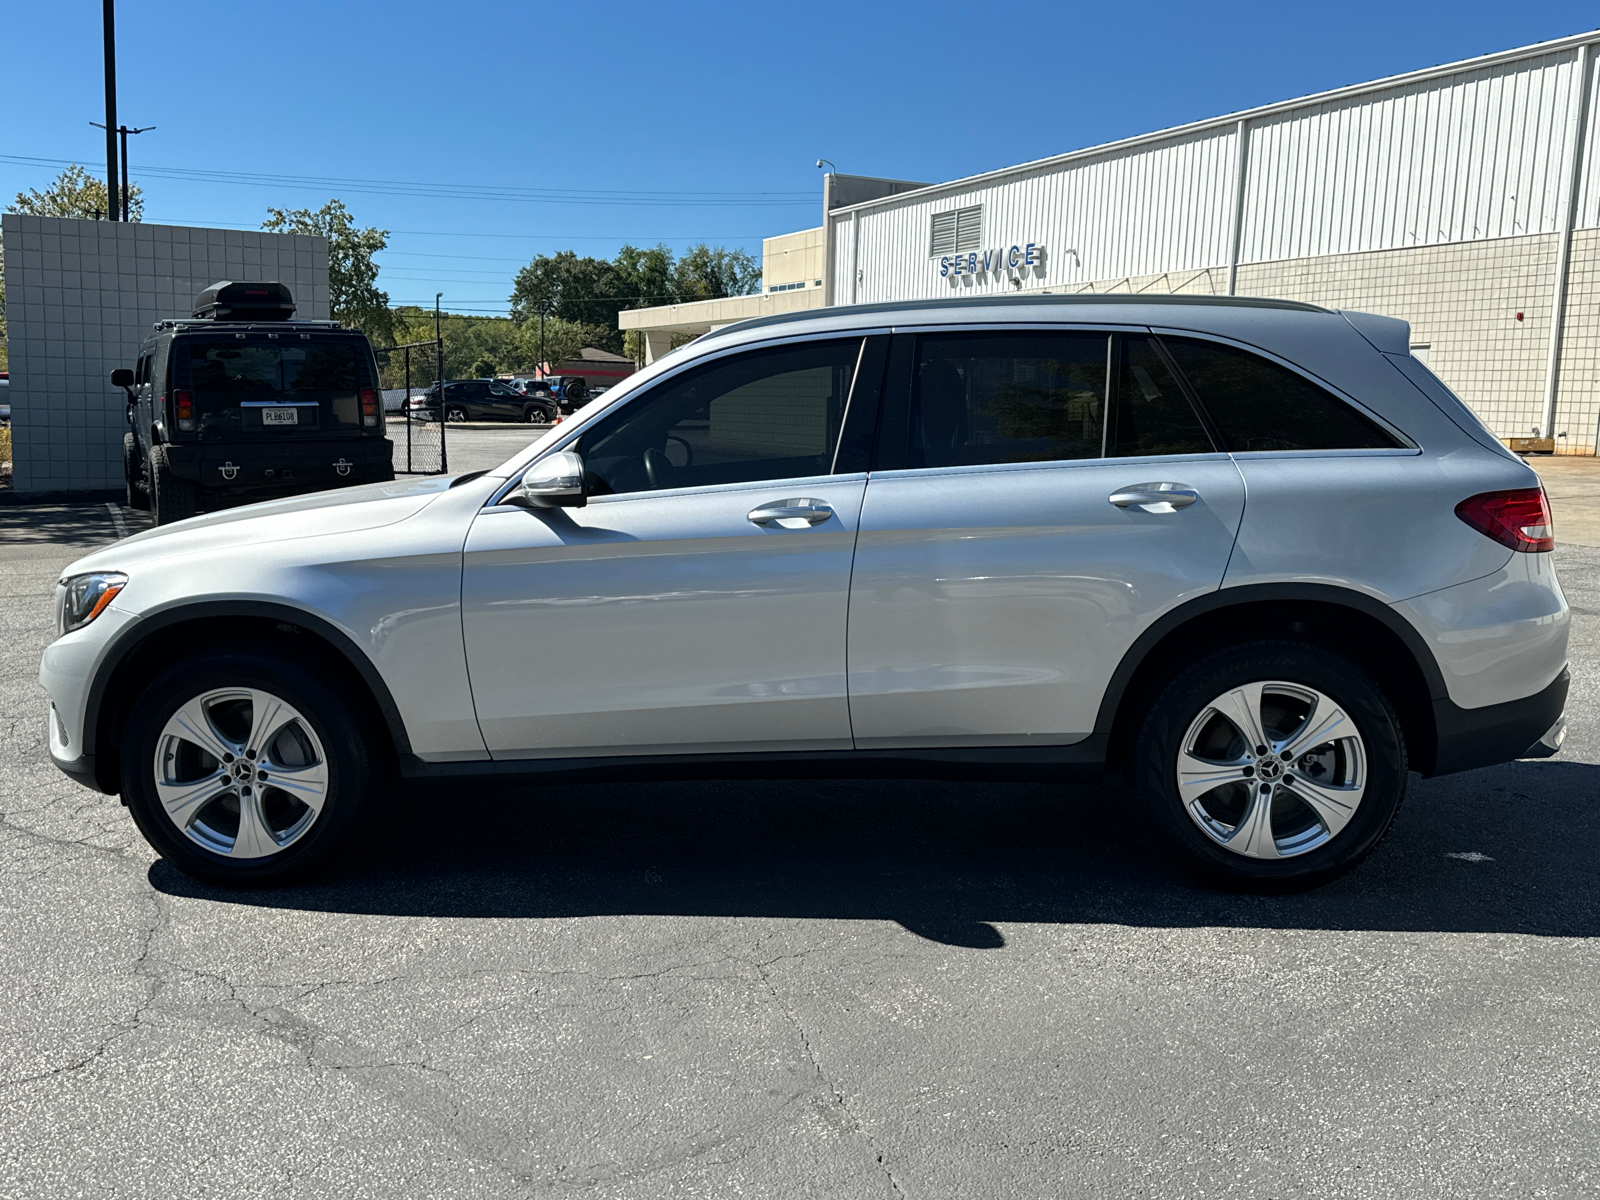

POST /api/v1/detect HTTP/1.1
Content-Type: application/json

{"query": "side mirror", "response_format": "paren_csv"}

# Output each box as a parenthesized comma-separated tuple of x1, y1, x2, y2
(110, 368, 135, 388)
(509, 450, 586, 509)
(374, 349, 391, 366)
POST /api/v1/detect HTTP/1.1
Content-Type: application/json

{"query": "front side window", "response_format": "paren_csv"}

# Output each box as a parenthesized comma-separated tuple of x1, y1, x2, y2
(576, 338, 861, 496)
(1161, 336, 1401, 452)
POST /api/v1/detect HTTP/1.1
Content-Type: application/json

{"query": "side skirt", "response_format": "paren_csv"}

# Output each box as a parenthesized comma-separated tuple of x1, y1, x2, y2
(398, 736, 1109, 787)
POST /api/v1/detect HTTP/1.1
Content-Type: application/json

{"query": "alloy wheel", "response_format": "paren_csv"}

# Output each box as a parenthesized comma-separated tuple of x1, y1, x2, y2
(152, 687, 329, 858)
(1175, 680, 1366, 859)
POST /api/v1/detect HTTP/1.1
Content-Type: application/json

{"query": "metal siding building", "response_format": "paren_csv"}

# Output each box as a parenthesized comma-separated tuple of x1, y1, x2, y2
(825, 33, 1600, 452)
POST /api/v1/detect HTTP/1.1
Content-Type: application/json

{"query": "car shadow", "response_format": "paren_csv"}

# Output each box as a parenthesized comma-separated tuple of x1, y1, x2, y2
(149, 758, 1600, 947)
(0, 502, 150, 545)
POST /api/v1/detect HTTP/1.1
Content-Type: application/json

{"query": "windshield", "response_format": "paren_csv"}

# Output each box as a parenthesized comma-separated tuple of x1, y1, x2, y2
(182, 339, 364, 436)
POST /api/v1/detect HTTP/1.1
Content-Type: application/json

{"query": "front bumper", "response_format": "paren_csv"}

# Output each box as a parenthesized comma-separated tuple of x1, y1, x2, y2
(1430, 667, 1569, 776)
(40, 606, 135, 795)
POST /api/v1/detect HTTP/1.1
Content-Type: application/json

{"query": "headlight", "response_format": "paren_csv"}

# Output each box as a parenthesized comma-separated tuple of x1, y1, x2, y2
(57, 572, 128, 635)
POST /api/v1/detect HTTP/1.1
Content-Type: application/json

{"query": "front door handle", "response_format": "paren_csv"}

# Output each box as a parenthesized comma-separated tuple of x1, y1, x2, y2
(1109, 482, 1199, 513)
(748, 498, 834, 528)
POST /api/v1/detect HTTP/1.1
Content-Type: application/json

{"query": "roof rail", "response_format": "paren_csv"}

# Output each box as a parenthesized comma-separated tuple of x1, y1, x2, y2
(710, 291, 1330, 339)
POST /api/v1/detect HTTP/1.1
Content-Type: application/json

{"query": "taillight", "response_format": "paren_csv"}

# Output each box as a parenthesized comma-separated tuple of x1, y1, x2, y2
(1455, 487, 1554, 552)
(173, 391, 195, 432)
(360, 388, 379, 428)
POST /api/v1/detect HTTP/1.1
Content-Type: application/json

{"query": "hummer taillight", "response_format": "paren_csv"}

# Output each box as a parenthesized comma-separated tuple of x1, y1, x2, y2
(361, 388, 379, 428)
(173, 391, 195, 431)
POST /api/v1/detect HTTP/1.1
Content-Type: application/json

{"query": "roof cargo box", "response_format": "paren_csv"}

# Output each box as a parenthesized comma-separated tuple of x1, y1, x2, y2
(193, 281, 296, 321)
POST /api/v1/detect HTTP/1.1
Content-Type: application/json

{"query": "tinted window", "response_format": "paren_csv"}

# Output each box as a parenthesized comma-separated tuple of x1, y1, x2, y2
(1162, 336, 1401, 452)
(577, 338, 861, 496)
(908, 332, 1108, 467)
(1107, 336, 1213, 458)
(183, 340, 362, 433)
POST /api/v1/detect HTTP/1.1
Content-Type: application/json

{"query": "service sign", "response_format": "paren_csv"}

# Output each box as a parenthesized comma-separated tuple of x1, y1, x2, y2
(939, 243, 1045, 279)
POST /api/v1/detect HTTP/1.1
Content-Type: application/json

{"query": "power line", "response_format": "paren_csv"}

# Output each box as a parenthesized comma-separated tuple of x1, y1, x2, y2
(0, 153, 815, 206)
(142, 216, 774, 242)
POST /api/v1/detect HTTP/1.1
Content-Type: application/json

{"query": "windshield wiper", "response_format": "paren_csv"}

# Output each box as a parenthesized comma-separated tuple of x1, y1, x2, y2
(449, 470, 489, 488)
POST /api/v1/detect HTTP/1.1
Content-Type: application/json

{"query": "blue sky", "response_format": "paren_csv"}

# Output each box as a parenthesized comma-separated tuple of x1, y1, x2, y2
(3, 1, 1596, 315)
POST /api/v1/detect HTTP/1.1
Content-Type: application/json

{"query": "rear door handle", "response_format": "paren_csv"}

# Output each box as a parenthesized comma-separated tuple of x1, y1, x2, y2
(748, 498, 834, 528)
(1109, 482, 1199, 513)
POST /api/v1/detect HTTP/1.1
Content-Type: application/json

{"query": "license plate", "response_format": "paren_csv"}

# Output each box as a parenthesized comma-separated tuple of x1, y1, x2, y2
(261, 408, 299, 426)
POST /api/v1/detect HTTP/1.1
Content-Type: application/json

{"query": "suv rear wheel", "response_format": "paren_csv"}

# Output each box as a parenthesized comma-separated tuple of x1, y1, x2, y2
(522, 403, 552, 424)
(120, 652, 373, 884)
(148, 446, 197, 525)
(445, 404, 469, 423)
(1133, 641, 1407, 891)
(123, 433, 150, 512)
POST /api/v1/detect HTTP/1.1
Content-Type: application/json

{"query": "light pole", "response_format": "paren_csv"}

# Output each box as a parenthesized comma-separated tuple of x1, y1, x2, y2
(435, 293, 447, 471)
(537, 297, 555, 379)
(102, 0, 118, 220)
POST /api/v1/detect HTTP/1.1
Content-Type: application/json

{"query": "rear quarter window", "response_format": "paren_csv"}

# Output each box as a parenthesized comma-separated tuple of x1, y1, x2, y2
(1161, 336, 1402, 452)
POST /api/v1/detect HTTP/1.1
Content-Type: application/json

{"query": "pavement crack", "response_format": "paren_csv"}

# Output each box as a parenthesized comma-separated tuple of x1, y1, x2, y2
(747, 950, 905, 1199)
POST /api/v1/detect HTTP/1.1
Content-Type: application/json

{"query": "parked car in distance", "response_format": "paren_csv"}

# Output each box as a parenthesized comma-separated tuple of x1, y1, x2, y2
(112, 281, 393, 525)
(407, 379, 557, 424)
(44, 293, 1568, 892)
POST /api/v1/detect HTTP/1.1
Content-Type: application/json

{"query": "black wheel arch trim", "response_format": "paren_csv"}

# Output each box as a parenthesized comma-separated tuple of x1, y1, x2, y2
(82, 600, 414, 783)
(1092, 582, 1451, 754)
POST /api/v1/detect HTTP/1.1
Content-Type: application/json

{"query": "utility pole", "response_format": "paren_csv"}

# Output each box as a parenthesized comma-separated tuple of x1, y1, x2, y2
(102, 0, 118, 220)
(91, 123, 154, 220)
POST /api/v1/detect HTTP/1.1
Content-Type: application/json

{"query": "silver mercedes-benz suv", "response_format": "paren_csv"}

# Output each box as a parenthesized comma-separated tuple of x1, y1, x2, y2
(41, 295, 1568, 890)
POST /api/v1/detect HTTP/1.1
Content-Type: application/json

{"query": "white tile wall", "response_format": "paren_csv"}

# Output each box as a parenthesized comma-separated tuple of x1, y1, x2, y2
(1, 214, 329, 493)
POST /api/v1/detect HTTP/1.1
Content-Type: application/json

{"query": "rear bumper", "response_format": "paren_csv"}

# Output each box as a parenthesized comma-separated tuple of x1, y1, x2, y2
(1429, 667, 1569, 776)
(161, 439, 393, 492)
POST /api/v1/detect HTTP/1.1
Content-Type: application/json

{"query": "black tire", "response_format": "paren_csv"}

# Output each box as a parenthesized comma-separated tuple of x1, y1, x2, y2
(123, 433, 150, 511)
(522, 403, 552, 424)
(119, 651, 374, 885)
(445, 405, 469, 423)
(148, 446, 197, 525)
(1133, 640, 1407, 892)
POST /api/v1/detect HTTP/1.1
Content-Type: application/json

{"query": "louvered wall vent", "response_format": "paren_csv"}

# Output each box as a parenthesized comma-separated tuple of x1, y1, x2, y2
(929, 206, 983, 257)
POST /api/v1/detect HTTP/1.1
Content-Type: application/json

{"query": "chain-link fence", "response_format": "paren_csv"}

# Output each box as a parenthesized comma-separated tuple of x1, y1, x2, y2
(382, 340, 448, 474)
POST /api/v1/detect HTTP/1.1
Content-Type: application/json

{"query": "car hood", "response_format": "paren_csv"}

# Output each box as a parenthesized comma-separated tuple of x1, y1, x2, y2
(63, 475, 464, 575)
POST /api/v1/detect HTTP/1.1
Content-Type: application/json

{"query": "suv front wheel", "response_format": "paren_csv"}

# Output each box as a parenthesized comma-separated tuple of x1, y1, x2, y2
(1134, 641, 1407, 891)
(120, 652, 373, 884)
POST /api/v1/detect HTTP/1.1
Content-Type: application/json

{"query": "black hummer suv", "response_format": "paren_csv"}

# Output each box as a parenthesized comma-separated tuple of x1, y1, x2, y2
(114, 281, 394, 524)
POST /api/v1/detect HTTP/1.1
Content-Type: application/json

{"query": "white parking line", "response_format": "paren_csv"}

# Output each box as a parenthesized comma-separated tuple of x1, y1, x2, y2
(104, 501, 129, 540)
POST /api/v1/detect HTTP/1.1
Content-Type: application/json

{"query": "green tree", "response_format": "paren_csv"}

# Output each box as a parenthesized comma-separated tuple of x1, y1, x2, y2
(671, 244, 761, 302)
(263, 199, 394, 346)
(10, 164, 142, 221)
(508, 251, 627, 351)
(380, 307, 595, 388)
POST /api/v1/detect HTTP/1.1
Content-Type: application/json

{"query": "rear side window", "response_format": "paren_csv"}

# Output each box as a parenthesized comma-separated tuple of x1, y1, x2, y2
(1107, 336, 1213, 458)
(908, 332, 1109, 467)
(1161, 336, 1401, 452)
(902, 331, 1215, 468)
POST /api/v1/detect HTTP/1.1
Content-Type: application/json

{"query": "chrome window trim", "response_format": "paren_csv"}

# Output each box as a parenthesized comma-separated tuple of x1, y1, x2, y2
(867, 451, 1237, 484)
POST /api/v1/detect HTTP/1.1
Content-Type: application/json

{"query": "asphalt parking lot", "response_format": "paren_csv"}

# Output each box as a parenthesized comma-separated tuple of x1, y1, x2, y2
(1, 494, 1597, 1197)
